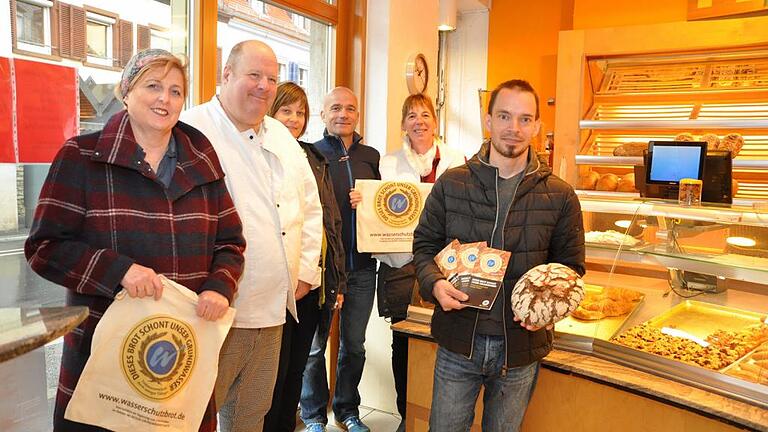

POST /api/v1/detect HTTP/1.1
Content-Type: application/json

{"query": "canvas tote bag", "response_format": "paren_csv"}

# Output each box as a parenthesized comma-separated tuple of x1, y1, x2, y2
(65, 276, 235, 431)
(355, 179, 433, 253)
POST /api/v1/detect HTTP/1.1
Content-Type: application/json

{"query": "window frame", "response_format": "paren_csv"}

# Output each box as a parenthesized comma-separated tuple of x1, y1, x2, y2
(84, 9, 116, 67)
(150, 24, 172, 51)
(12, 0, 57, 58)
(193, 0, 364, 107)
(298, 67, 308, 87)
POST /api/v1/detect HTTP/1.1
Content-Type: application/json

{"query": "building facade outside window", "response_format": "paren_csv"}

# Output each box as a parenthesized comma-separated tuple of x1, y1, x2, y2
(250, 0, 264, 14)
(217, 0, 331, 141)
(151, 26, 171, 50)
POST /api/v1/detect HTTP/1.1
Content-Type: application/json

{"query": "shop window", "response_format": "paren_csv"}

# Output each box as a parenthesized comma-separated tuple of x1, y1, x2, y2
(218, 1, 331, 140)
(1, 7, 189, 426)
(13, 0, 54, 56)
(85, 11, 115, 67)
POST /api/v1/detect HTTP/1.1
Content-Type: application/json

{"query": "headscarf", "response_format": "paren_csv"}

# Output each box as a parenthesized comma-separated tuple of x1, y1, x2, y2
(119, 49, 178, 98)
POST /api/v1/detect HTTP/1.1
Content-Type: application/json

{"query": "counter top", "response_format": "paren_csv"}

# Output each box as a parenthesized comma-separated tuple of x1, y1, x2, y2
(0, 307, 88, 363)
(392, 319, 768, 431)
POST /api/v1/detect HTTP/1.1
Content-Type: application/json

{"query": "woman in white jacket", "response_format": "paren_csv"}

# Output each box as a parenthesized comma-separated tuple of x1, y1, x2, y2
(374, 94, 464, 430)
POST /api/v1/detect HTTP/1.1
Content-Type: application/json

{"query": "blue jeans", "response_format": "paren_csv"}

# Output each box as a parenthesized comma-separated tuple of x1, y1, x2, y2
(430, 335, 540, 432)
(300, 267, 376, 424)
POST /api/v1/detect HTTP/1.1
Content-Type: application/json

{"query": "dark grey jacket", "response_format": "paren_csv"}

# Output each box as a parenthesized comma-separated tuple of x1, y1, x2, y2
(412, 142, 585, 368)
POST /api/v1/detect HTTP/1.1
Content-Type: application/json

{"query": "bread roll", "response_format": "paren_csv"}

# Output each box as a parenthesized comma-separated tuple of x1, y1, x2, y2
(617, 173, 636, 192)
(596, 173, 619, 191)
(701, 133, 720, 149)
(675, 132, 695, 142)
(511, 263, 585, 328)
(578, 171, 600, 190)
(718, 133, 744, 158)
(613, 142, 648, 156)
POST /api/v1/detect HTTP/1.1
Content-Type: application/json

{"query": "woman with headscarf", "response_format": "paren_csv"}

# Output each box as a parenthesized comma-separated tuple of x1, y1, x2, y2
(263, 82, 346, 432)
(25, 49, 246, 432)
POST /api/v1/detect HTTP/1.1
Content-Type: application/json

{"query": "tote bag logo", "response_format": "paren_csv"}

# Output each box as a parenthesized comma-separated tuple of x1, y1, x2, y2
(374, 182, 422, 228)
(121, 315, 197, 401)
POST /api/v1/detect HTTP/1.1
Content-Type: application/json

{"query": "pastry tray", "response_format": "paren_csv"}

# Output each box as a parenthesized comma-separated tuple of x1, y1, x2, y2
(555, 284, 645, 344)
(644, 300, 767, 340)
(722, 341, 768, 386)
(590, 301, 768, 408)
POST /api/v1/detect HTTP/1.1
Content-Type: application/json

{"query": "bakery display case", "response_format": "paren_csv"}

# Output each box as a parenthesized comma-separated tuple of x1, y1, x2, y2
(558, 194, 768, 409)
(553, 16, 768, 203)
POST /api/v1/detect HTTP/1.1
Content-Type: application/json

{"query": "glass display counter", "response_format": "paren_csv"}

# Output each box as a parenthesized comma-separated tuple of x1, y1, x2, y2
(560, 194, 768, 408)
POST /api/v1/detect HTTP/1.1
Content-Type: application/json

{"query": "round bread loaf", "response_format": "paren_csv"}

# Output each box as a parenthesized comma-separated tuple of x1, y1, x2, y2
(717, 133, 744, 158)
(674, 132, 695, 142)
(511, 263, 585, 328)
(596, 173, 619, 191)
(617, 173, 636, 192)
(579, 171, 600, 190)
(701, 133, 720, 149)
(613, 142, 648, 156)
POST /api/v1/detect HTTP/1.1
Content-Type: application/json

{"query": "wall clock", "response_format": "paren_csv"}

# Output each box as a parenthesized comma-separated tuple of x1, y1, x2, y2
(405, 53, 428, 95)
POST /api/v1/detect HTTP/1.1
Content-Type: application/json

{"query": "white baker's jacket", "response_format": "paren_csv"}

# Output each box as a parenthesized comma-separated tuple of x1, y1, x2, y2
(181, 97, 322, 327)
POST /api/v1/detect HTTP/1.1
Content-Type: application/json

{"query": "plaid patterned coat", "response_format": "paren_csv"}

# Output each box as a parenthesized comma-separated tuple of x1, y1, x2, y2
(25, 110, 246, 432)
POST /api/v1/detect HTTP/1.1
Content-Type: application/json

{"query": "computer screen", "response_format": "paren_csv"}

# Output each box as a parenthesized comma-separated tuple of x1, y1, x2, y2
(646, 141, 707, 185)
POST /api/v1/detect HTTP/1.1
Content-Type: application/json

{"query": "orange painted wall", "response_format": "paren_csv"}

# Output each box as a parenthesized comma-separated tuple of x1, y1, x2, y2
(486, 1, 572, 138)
(486, 1, 689, 139)
(572, 0, 687, 29)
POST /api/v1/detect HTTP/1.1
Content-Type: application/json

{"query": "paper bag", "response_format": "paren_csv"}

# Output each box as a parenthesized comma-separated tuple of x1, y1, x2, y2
(65, 276, 235, 432)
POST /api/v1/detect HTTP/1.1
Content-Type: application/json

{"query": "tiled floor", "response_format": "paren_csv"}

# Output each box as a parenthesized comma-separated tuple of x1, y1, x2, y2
(295, 406, 402, 432)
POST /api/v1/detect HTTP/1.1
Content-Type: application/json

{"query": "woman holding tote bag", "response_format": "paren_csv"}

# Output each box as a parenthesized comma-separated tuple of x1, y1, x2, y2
(369, 94, 465, 431)
(24, 49, 245, 432)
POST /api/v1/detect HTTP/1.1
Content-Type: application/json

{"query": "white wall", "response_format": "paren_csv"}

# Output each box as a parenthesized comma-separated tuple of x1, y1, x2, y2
(444, 9, 489, 159)
(360, 0, 490, 415)
(365, 0, 439, 156)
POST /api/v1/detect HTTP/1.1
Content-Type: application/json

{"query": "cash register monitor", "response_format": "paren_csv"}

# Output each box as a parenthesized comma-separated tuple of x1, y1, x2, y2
(637, 141, 732, 203)
(646, 141, 707, 185)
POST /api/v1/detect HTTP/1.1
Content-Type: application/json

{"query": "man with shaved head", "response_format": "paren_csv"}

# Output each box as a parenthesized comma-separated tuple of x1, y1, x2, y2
(300, 87, 380, 432)
(181, 40, 323, 432)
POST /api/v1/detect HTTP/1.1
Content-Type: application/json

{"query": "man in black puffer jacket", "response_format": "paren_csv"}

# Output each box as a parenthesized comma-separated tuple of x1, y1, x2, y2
(413, 79, 585, 432)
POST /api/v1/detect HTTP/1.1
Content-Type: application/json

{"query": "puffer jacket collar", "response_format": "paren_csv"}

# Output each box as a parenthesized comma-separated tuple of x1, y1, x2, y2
(468, 140, 551, 196)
